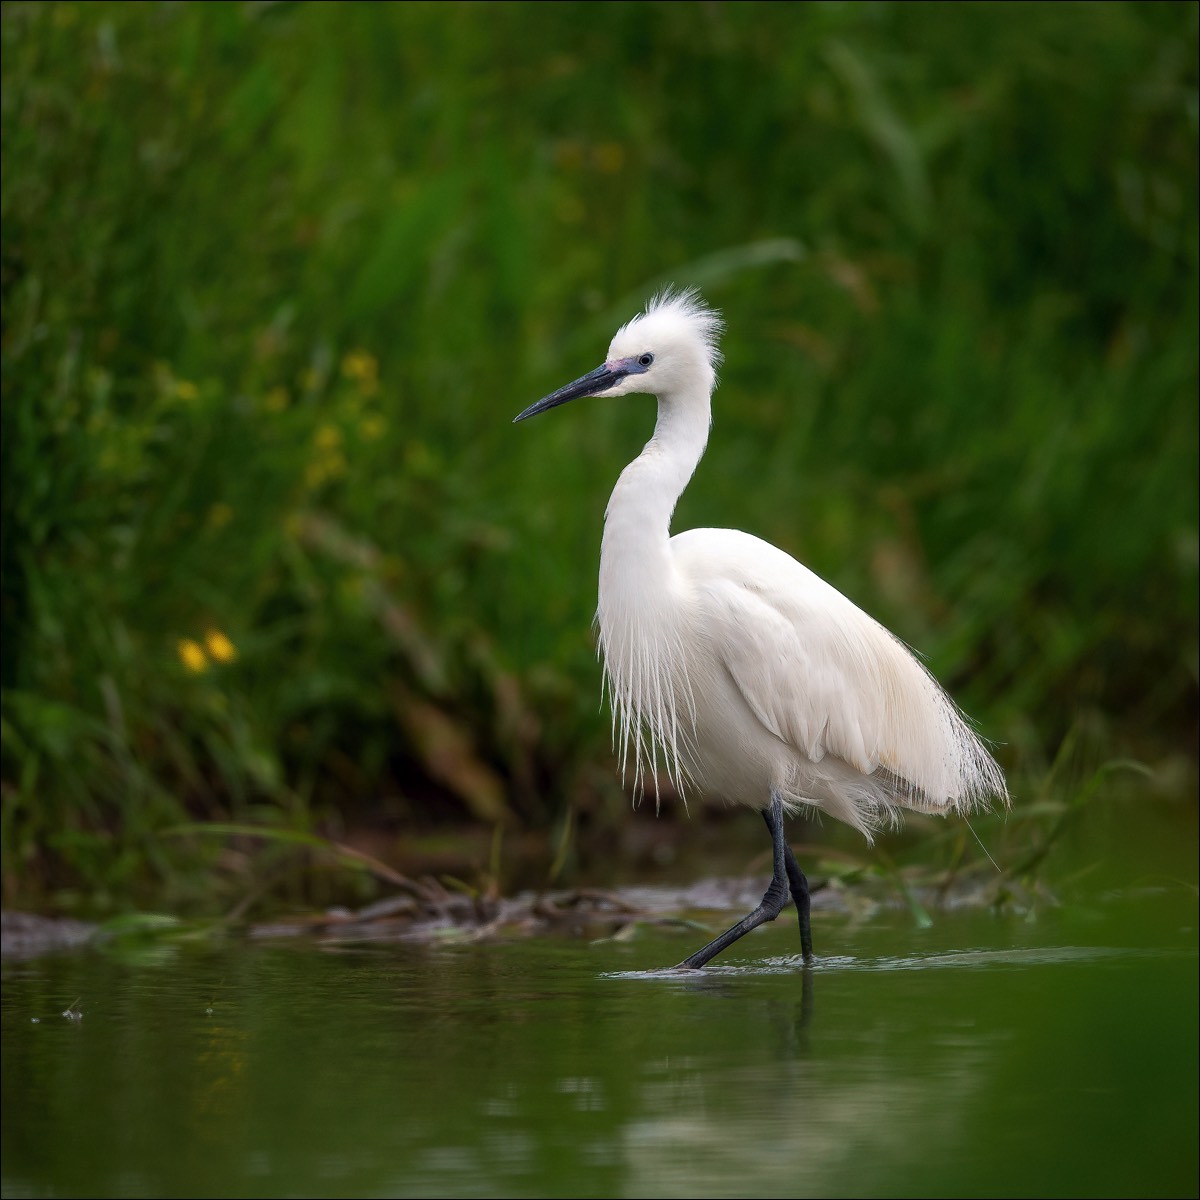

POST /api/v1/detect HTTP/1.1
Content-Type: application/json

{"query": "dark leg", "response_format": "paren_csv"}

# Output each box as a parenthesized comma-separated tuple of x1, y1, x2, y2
(676, 793, 791, 969)
(781, 839, 814, 964)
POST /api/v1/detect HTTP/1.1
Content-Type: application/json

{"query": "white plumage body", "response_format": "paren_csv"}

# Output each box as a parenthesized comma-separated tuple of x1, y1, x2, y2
(601, 519, 1004, 838)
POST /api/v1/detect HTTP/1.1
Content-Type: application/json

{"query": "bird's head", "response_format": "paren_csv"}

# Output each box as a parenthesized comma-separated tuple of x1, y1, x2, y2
(514, 288, 723, 423)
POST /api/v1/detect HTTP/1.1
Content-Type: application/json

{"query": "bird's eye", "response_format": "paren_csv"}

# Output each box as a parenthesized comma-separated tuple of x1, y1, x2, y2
(638, 353, 654, 367)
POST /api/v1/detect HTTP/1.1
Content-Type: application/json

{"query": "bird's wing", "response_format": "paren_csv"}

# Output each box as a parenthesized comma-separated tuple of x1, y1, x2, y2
(675, 528, 931, 782)
(700, 573, 885, 776)
(673, 528, 1006, 815)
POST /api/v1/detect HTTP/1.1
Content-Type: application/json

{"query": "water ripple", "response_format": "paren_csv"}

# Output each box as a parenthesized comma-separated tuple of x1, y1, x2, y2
(605, 943, 1194, 980)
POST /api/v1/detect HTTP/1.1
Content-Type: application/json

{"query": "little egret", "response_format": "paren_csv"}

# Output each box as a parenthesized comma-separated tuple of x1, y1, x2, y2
(514, 289, 1007, 968)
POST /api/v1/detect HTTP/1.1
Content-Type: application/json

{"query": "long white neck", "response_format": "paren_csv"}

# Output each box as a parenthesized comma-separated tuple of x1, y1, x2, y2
(597, 381, 713, 793)
(599, 387, 711, 598)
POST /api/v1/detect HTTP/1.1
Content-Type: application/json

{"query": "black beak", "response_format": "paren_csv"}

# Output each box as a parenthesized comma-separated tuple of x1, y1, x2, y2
(513, 363, 625, 423)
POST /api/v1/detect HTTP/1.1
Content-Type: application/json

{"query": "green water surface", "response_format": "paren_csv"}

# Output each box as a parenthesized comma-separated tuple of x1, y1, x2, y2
(2, 881, 1196, 1199)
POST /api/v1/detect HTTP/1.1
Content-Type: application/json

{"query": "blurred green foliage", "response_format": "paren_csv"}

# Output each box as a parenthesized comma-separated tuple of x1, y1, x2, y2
(1, 1, 1196, 912)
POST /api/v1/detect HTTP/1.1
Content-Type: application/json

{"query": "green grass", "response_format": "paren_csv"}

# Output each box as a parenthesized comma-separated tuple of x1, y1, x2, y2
(1, 1, 1196, 913)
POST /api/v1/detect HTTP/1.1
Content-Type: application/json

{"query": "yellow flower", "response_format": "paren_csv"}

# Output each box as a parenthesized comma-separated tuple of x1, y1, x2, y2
(341, 349, 380, 396)
(304, 450, 347, 489)
(206, 503, 233, 530)
(178, 639, 208, 674)
(174, 380, 200, 402)
(594, 142, 626, 174)
(264, 387, 289, 413)
(341, 349, 377, 381)
(361, 415, 387, 441)
(314, 424, 343, 451)
(204, 629, 238, 663)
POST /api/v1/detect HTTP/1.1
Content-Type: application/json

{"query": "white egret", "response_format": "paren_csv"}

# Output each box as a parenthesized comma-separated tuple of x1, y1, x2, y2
(514, 289, 1007, 968)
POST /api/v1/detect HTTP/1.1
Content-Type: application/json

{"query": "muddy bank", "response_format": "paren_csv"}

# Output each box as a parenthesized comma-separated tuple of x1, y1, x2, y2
(2, 869, 1023, 960)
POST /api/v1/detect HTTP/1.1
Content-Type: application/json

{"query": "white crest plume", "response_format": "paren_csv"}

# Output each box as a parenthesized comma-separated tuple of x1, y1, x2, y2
(615, 287, 724, 375)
